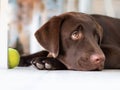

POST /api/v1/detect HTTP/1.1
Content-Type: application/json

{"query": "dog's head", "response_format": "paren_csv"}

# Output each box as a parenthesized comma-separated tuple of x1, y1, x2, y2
(35, 12, 105, 71)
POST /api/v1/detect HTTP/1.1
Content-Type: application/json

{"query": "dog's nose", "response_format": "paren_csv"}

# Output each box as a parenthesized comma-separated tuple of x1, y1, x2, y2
(90, 54, 105, 64)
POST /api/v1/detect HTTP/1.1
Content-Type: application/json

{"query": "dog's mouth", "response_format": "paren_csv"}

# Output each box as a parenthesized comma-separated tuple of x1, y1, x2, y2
(76, 65, 104, 71)
(57, 56, 105, 71)
(77, 60, 105, 71)
(64, 62, 104, 71)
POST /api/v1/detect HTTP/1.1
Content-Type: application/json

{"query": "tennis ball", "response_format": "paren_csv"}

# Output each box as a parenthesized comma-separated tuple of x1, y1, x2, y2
(8, 48, 20, 69)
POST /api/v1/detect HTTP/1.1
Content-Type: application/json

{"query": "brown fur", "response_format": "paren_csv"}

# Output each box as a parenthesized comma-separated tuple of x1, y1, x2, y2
(19, 12, 120, 71)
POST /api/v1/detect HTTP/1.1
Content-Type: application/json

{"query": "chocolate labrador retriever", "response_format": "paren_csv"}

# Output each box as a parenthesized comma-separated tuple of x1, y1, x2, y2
(19, 12, 120, 71)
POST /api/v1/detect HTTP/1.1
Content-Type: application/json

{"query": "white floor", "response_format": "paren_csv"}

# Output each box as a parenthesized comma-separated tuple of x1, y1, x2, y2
(0, 67, 120, 90)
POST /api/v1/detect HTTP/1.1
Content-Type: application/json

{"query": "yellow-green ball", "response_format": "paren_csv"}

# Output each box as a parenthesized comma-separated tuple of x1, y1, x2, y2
(8, 48, 20, 69)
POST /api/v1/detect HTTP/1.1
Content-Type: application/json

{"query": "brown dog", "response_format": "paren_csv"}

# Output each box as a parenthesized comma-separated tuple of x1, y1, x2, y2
(19, 12, 120, 71)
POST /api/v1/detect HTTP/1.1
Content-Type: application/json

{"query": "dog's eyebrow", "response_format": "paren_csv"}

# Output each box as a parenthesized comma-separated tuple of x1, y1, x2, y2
(77, 25, 83, 30)
(70, 25, 83, 37)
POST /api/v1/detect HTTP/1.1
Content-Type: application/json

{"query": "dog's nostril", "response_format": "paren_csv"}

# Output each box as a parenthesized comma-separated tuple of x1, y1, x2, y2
(90, 54, 105, 64)
(95, 58, 101, 63)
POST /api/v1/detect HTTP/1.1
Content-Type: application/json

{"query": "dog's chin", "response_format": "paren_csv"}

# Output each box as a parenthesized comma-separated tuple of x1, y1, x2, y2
(76, 67, 104, 71)
(70, 63, 104, 71)
(90, 66, 104, 71)
(67, 65, 104, 71)
(78, 64, 104, 71)
(65, 63, 104, 71)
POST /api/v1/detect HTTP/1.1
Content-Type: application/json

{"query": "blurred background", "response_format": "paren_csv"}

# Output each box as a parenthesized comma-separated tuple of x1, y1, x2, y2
(8, 0, 120, 56)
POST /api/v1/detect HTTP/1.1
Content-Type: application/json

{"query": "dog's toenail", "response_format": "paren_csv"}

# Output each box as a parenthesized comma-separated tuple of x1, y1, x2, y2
(36, 63, 44, 69)
(45, 63, 52, 69)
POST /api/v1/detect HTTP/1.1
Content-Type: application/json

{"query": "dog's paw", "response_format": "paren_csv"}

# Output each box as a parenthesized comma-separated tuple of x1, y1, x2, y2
(31, 57, 67, 70)
(31, 57, 57, 70)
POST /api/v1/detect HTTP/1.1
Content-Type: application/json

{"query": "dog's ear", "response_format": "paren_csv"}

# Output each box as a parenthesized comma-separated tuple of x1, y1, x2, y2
(96, 22, 103, 44)
(35, 16, 64, 58)
(90, 16, 103, 44)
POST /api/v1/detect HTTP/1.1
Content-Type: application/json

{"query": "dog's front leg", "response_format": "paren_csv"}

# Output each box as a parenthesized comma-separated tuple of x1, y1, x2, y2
(18, 50, 49, 66)
(31, 57, 67, 70)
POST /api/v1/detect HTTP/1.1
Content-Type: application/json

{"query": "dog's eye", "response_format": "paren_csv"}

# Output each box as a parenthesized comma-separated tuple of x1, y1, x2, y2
(71, 30, 82, 40)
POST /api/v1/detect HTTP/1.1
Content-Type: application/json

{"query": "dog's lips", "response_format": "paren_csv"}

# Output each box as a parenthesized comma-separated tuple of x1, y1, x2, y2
(77, 60, 104, 71)
(97, 61, 105, 70)
(65, 62, 104, 71)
